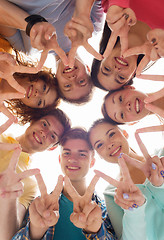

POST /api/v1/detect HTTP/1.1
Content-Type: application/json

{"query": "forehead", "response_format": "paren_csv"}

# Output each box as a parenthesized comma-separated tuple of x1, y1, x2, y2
(62, 138, 90, 151)
(90, 123, 117, 140)
(62, 82, 91, 100)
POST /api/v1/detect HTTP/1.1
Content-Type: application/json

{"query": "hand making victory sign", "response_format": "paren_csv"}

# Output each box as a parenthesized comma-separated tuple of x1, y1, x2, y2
(122, 127, 164, 187)
(0, 146, 39, 199)
(64, 175, 102, 233)
(29, 174, 63, 239)
(95, 158, 145, 210)
(104, 5, 137, 58)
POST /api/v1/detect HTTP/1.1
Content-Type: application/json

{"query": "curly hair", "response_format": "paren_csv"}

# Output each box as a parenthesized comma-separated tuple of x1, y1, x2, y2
(5, 50, 61, 124)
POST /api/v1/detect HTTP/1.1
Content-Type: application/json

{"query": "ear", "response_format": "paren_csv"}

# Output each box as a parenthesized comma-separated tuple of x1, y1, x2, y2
(122, 130, 129, 139)
(47, 144, 58, 151)
(86, 65, 91, 73)
(59, 155, 61, 164)
(90, 157, 96, 168)
(127, 121, 139, 126)
(123, 85, 135, 90)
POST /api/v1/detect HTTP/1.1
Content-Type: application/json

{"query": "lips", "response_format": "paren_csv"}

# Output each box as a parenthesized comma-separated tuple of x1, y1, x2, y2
(33, 132, 42, 144)
(135, 98, 144, 114)
(27, 85, 33, 98)
(63, 66, 77, 73)
(110, 146, 121, 156)
(67, 166, 80, 171)
(115, 57, 128, 66)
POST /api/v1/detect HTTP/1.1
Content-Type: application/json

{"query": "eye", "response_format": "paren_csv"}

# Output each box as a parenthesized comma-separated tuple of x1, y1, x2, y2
(51, 134, 55, 140)
(79, 79, 86, 86)
(109, 132, 115, 137)
(80, 153, 86, 157)
(42, 121, 47, 127)
(104, 66, 111, 72)
(38, 99, 42, 106)
(118, 75, 125, 80)
(63, 152, 70, 156)
(43, 84, 46, 92)
(64, 84, 71, 88)
(121, 112, 124, 119)
(119, 96, 123, 102)
(97, 143, 103, 149)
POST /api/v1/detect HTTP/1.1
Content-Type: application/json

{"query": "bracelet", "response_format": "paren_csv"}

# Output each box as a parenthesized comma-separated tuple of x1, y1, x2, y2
(25, 14, 48, 37)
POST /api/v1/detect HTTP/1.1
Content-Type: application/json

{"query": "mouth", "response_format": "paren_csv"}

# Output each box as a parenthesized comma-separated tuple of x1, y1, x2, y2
(135, 98, 141, 114)
(115, 57, 128, 66)
(110, 146, 121, 156)
(63, 66, 77, 73)
(67, 166, 80, 171)
(33, 132, 42, 144)
(27, 85, 33, 98)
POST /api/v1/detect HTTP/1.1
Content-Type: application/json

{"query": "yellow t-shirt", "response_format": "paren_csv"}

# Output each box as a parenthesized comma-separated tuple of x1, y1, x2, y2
(0, 36, 13, 54)
(0, 135, 38, 209)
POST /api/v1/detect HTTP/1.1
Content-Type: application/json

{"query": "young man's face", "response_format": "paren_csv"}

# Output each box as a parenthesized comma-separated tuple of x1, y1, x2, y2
(24, 115, 64, 154)
(59, 139, 94, 182)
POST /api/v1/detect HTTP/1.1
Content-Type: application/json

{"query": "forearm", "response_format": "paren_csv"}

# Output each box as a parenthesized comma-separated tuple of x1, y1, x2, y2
(0, 198, 19, 240)
(29, 222, 48, 240)
(0, 0, 29, 30)
(74, 0, 95, 17)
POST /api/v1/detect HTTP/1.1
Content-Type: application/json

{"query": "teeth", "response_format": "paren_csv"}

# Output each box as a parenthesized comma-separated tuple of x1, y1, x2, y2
(64, 67, 76, 73)
(116, 58, 128, 66)
(136, 99, 140, 113)
(27, 86, 32, 98)
(68, 166, 79, 170)
(110, 146, 121, 156)
(34, 133, 42, 144)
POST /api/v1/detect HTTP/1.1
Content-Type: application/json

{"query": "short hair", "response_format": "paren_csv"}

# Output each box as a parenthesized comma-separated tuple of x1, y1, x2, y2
(30, 108, 71, 140)
(91, 21, 144, 91)
(60, 127, 93, 151)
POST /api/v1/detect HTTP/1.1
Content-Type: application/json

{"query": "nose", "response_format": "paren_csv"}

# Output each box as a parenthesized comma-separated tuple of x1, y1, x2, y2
(125, 102, 131, 111)
(114, 65, 121, 71)
(107, 142, 114, 150)
(68, 74, 77, 80)
(40, 130, 46, 139)
(68, 154, 78, 163)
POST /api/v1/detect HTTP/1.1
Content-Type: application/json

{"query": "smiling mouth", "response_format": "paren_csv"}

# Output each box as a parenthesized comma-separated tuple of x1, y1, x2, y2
(135, 98, 140, 114)
(63, 66, 77, 73)
(110, 146, 121, 156)
(67, 166, 80, 170)
(115, 57, 128, 66)
(33, 132, 42, 144)
(27, 85, 33, 98)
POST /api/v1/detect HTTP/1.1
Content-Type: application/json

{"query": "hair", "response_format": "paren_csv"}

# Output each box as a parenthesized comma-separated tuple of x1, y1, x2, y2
(101, 90, 125, 125)
(91, 21, 144, 91)
(57, 76, 94, 105)
(60, 127, 93, 151)
(30, 108, 71, 141)
(5, 51, 61, 124)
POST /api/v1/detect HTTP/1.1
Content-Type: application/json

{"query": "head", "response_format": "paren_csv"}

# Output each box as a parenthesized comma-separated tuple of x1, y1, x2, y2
(147, 28, 164, 58)
(91, 22, 144, 91)
(56, 56, 93, 104)
(102, 87, 150, 124)
(59, 128, 95, 181)
(88, 119, 130, 163)
(22, 108, 71, 154)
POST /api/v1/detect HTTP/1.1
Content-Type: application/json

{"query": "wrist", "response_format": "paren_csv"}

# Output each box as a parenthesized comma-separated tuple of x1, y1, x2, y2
(25, 15, 48, 36)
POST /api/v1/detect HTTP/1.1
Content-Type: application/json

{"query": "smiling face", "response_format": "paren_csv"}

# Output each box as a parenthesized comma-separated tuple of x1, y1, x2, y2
(23, 115, 64, 154)
(104, 88, 149, 123)
(56, 58, 92, 101)
(89, 122, 129, 163)
(97, 46, 137, 91)
(147, 28, 164, 58)
(59, 139, 94, 181)
(20, 78, 57, 108)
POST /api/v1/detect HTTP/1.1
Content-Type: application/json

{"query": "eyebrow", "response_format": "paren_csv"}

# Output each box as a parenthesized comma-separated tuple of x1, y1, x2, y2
(101, 68, 108, 76)
(43, 87, 50, 107)
(106, 129, 114, 135)
(115, 79, 122, 84)
(114, 112, 118, 121)
(44, 119, 58, 137)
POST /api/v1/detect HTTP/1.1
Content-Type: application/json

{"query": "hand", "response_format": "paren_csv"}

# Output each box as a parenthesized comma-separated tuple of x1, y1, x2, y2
(0, 146, 39, 198)
(29, 174, 63, 229)
(64, 16, 102, 67)
(0, 51, 39, 94)
(95, 157, 145, 210)
(122, 130, 164, 187)
(64, 175, 101, 233)
(104, 5, 136, 57)
(0, 91, 25, 134)
(123, 41, 160, 75)
(144, 87, 164, 118)
(30, 22, 68, 68)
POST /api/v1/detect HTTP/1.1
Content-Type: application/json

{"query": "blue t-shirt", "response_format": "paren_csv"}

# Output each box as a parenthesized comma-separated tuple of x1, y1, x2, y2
(53, 194, 86, 240)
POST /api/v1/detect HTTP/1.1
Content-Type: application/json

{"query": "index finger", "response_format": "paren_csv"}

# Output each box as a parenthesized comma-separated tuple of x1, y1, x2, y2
(37, 50, 49, 70)
(85, 175, 100, 202)
(84, 42, 103, 61)
(52, 42, 68, 67)
(68, 46, 77, 68)
(51, 175, 63, 199)
(144, 88, 164, 103)
(35, 173, 47, 197)
(145, 103, 164, 118)
(136, 125, 164, 133)
(103, 33, 117, 58)
(94, 170, 119, 187)
(137, 74, 164, 81)
(8, 147, 21, 171)
(135, 132, 151, 160)
(118, 157, 133, 183)
(64, 176, 78, 200)
(6, 76, 26, 94)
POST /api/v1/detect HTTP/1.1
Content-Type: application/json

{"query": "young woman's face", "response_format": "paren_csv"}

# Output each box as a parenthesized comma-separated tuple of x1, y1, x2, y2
(147, 28, 164, 58)
(21, 78, 57, 108)
(97, 46, 138, 91)
(56, 58, 92, 100)
(104, 88, 149, 123)
(89, 122, 129, 163)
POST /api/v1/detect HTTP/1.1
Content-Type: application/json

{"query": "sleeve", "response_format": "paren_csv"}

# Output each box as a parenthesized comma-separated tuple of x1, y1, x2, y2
(121, 202, 147, 240)
(90, 0, 105, 34)
(146, 181, 164, 207)
(101, 0, 130, 13)
(83, 196, 117, 240)
(5, 30, 26, 52)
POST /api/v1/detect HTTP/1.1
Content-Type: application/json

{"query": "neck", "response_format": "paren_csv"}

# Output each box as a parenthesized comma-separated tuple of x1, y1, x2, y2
(16, 135, 33, 154)
(63, 178, 87, 201)
(118, 150, 146, 184)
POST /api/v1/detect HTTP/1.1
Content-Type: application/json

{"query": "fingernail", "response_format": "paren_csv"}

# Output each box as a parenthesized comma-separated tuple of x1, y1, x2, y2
(132, 204, 139, 209)
(123, 13, 129, 20)
(128, 207, 133, 211)
(160, 170, 164, 178)
(118, 153, 123, 159)
(151, 38, 156, 44)
(152, 163, 156, 170)
(123, 193, 129, 199)
(128, 19, 132, 24)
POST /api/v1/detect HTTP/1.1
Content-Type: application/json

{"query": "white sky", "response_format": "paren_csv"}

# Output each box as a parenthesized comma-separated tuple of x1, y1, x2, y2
(1, 30, 164, 198)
